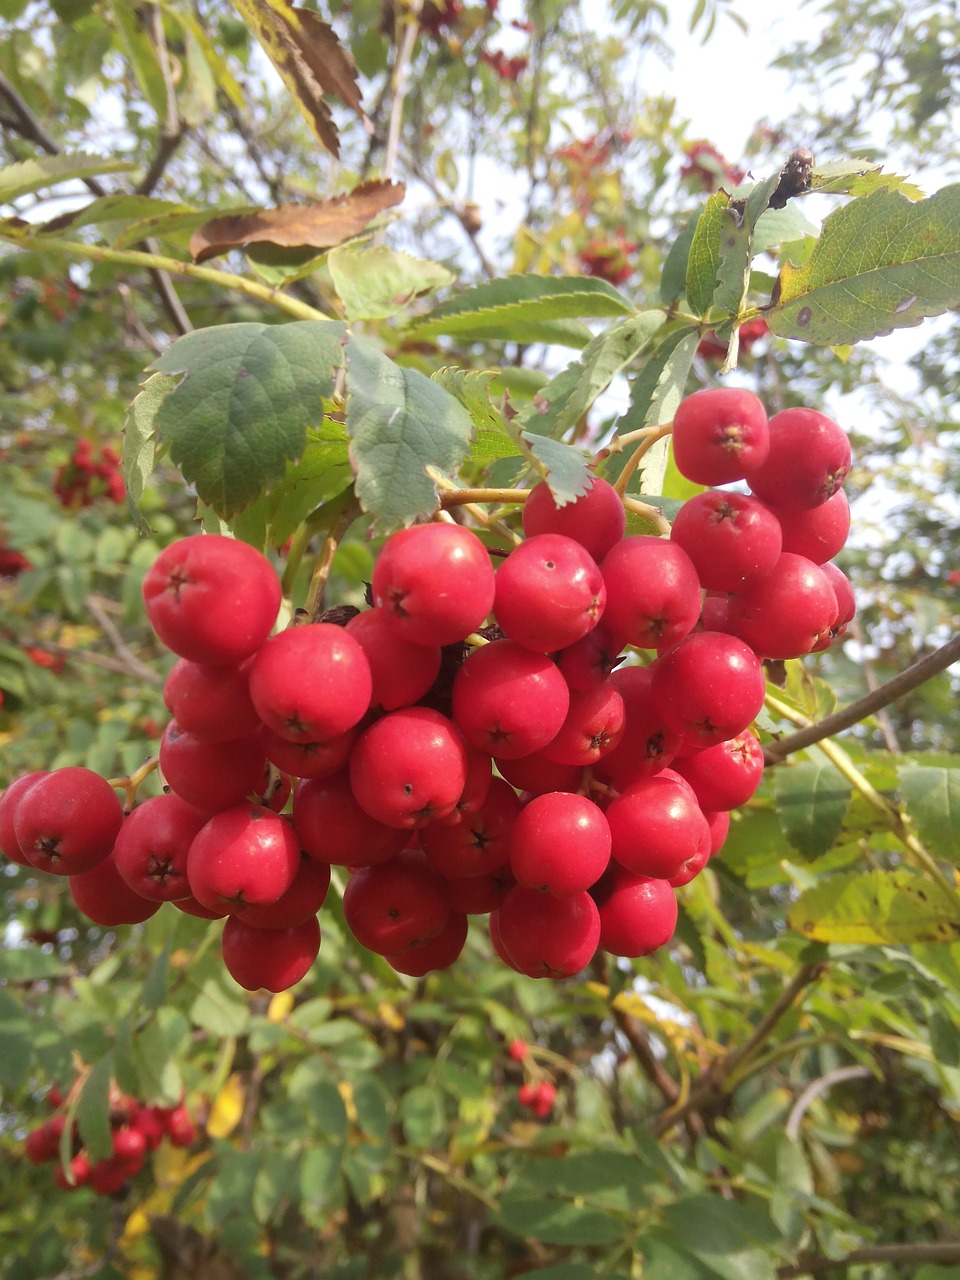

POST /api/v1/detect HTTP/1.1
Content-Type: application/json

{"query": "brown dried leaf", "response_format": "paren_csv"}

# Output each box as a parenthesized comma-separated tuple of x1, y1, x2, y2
(230, 0, 367, 157)
(189, 180, 406, 264)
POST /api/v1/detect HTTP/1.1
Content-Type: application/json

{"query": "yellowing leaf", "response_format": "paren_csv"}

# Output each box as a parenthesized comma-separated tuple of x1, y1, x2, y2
(337, 1078, 358, 1125)
(207, 1073, 245, 1138)
(268, 990, 295, 1023)
(377, 1001, 405, 1032)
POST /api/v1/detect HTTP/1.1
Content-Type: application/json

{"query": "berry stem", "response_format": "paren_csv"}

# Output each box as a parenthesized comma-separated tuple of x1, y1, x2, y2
(620, 494, 671, 537)
(764, 690, 954, 895)
(108, 756, 160, 812)
(305, 497, 363, 622)
(613, 424, 673, 497)
(438, 487, 532, 508)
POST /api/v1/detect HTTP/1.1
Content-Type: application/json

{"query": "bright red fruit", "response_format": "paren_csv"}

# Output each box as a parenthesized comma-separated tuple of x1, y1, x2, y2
(372, 523, 495, 646)
(0, 771, 50, 866)
(142, 534, 280, 665)
(69, 853, 160, 926)
(112, 793, 208, 901)
(162, 657, 261, 742)
(221, 915, 321, 992)
(494, 534, 606, 653)
(672, 731, 765, 811)
(159, 720, 266, 812)
(493, 886, 600, 978)
(773, 487, 850, 563)
(592, 867, 677, 957)
(420, 776, 521, 878)
(349, 707, 468, 828)
(650, 632, 766, 747)
(541, 682, 625, 766)
(342, 851, 451, 953)
(292, 772, 409, 867)
(230, 854, 330, 928)
(670, 490, 782, 591)
(346, 607, 441, 709)
(258, 724, 356, 780)
(522, 476, 626, 562)
(600, 537, 701, 651)
(605, 776, 710, 880)
(249, 624, 372, 742)
(727, 553, 838, 658)
(186, 805, 300, 911)
(671, 388, 769, 484)
(595, 665, 681, 788)
(452, 641, 570, 759)
(508, 1039, 528, 1061)
(385, 911, 469, 976)
(509, 792, 611, 897)
(745, 407, 850, 509)
(15, 767, 123, 876)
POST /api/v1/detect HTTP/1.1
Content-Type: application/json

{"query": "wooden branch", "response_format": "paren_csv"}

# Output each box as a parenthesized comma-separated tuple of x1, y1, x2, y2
(84, 594, 163, 684)
(778, 1241, 960, 1277)
(764, 629, 960, 764)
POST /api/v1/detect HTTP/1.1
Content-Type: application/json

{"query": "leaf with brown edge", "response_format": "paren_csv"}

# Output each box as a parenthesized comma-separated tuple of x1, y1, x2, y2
(230, 0, 367, 157)
(188, 180, 406, 264)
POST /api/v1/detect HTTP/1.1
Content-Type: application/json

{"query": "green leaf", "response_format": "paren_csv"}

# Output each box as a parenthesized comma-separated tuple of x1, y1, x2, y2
(142, 933, 173, 1011)
(110, 0, 168, 120)
(685, 192, 729, 316)
(774, 761, 852, 858)
(412, 274, 633, 344)
(788, 869, 960, 944)
(899, 765, 960, 863)
(640, 1238, 716, 1280)
(519, 1151, 655, 1207)
(0, 153, 135, 205)
(253, 1150, 299, 1223)
(122, 371, 174, 530)
(0, 990, 33, 1088)
(148, 321, 345, 518)
(713, 170, 785, 316)
(767, 183, 960, 344)
(523, 311, 666, 439)
(810, 158, 924, 199)
(262, 421, 353, 547)
(40, 195, 197, 238)
(0, 949, 68, 981)
(77, 1053, 114, 1161)
(345, 337, 473, 529)
(300, 1146, 342, 1211)
(431, 367, 521, 466)
(522, 434, 592, 507)
(131, 1019, 183, 1104)
(496, 1190, 627, 1246)
(512, 1267, 594, 1280)
(752, 205, 820, 256)
(189, 969, 251, 1036)
(399, 1085, 446, 1147)
(661, 212, 700, 307)
(113, 206, 241, 249)
(328, 243, 454, 320)
(662, 1196, 779, 1280)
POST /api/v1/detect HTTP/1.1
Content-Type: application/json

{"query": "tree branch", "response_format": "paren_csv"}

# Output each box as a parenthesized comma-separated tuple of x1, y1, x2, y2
(84, 594, 162, 684)
(784, 1065, 872, 1140)
(653, 962, 828, 1138)
(764, 630, 960, 765)
(384, 0, 422, 183)
(778, 1241, 960, 1278)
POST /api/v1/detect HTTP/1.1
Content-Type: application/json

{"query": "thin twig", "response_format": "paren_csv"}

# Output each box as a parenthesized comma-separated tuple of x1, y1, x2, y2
(384, 0, 423, 183)
(784, 1065, 872, 1140)
(85, 594, 163, 683)
(778, 1241, 960, 1278)
(763, 630, 960, 764)
(653, 963, 828, 1138)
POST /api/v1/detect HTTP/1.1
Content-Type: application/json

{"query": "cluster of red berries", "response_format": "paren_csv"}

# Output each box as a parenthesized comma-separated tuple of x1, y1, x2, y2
(508, 1039, 557, 1117)
(53, 438, 124, 509)
(578, 231, 637, 286)
(23, 1084, 196, 1195)
(680, 140, 746, 192)
(480, 48, 528, 80)
(697, 317, 769, 362)
(0, 545, 31, 578)
(0, 386, 855, 993)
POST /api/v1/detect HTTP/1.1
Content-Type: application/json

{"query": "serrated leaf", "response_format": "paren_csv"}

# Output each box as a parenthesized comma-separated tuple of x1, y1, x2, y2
(0, 153, 135, 205)
(147, 321, 346, 518)
(685, 192, 729, 316)
(328, 242, 453, 320)
(522, 311, 665, 438)
(899, 765, 960, 863)
(122, 371, 175, 531)
(810, 158, 924, 199)
(752, 205, 820, 255)
(189, 181, 404, 264)
(398, 1085, 445, 1147)
(412, 274, 633, 344)
(774, 761, 851, 858)
(767, 183, 960, 344)
(661, 212, 700, 307)
(345, 336, 473, 529)
(40, 195, 198, 237)
(432, 367, 520, 465)
(788, 869, 960, 944)
(263, 422, 352, 547)
(77, 1054, 114, 1161)
(113, 206, 241, 249)
(522, 434, 592, 507)
(230, 0, 366, 158)
(713, 170, 785, 316)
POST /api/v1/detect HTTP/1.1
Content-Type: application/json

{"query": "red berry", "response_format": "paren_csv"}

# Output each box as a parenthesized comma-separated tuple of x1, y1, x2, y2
(164, 1104, 198, 1147)
(592, 867, 677, 957)
(230, 854, 330, 929)
(346, 608, 442, 710)
(420, 776, 521, 878)
(372, 523, 495, 646)
(670, 490, 782, 592)
(508, 1039, 528, 1061)
(112, 794, 209, 902)
(0, 771, 50, 866)
(452, 640, 570, 760)
(385, 910, 469, 976)
(163, 657, 261, 743)
(772, 488, 850, 563)
(671, 731, 765, 812)
(541, 681, 625, 766)
(221, 915, 321, 992)
(650, 632, 766, 748)
(509, 792, 611, 897)
(69, 853, 161, 926)
(600, 537, 701, 651)
(727, 553, 838, 659)
(494, 886, 600, 978)
(605, 776, 710, 880)
(142, 534, 280, 665)
(349, 707, 468, 828)
(186, 805, 300, 911)
(594, 665, 681, 789)
(258, 724, 356, 780)
(494, 534, 606, 653)
(746, 407, 850, 510)
(444, 867, 514, 914)
(343, 850, 451, 954)
(523, 477, 626, 562)
(292, 772, 408, 868)
(159, 720, 266, 813)
(249, 624, 372, 743)
(672, 388, 769, 484)
(15, 767, 123, 876)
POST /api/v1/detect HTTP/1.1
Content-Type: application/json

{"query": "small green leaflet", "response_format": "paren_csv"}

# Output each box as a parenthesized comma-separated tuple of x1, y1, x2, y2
(522, 434, 592, 507)
(767, 183, 960, 344)
(346, 337, 473, 529)
(788, 868, 960, 944)
(660, 211, 700, 308)
(412, 274, 633, 347)
(809, 157, 925, 199)
(685, 192, 729, 316)
(431, 368, 521, 466)
(76, 1053, 115, 1161)
(328, 242, 454, 320)
(899, 764, 960, 863)
(122, 371, 174, 531)
(0, 153, 135, 205)
(39, 195, 197, 238)
(141, 321, 346, 518)
(713, 169, 786, 317)
(774, 760, 852, 859)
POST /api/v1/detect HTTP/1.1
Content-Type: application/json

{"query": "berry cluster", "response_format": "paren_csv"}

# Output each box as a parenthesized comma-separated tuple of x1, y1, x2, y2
(0, 545, 31, 578)
(23, 1084, 196, 1195)
(508, 1040, 558, 1118)
(0, 388, 855, 993)
(53, 438, 124, 509)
